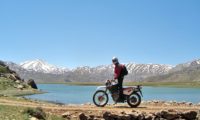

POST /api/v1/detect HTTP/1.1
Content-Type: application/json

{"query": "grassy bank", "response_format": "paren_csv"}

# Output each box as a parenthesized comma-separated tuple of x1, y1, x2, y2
(0, 89, 43, 96)
(0, 96, 65, 120)
(0, 77, 43, 96)
(38, 81, 200, 88)
(0, 105, 64, 120)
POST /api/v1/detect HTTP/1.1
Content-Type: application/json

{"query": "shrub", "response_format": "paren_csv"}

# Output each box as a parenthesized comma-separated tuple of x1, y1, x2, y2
(0, 66, 9, 73)
(23, 107, 46, 120)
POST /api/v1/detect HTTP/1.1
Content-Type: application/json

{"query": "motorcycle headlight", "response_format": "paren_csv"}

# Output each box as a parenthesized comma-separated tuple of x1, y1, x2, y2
(105, 80, 111, 86)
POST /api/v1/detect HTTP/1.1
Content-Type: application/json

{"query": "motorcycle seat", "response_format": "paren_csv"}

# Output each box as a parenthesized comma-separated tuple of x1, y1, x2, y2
(123, 87, 133, 90)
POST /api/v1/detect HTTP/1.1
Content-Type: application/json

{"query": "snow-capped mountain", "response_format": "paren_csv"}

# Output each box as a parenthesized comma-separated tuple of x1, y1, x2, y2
(179, 59, 200, 67)
(13, 59, 173, 81)
(126, 63, 173, 74)
(69, 63, 173, 82)
(3, 58, 200, 82)
(20, 59, 69, 74)
(145, 59, 200, 82)
(172, 59, 200, 72)
(72, 63, 172, 74)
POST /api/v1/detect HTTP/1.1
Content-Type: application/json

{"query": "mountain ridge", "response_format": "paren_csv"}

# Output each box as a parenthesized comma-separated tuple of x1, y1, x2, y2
(3, 58, 200, 83)
(20, 59, 69, 74)
(144, 59, 200, 82)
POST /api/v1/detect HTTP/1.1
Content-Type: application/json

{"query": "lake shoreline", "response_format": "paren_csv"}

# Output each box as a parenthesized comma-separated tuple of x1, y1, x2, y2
(25, 84, 200, 104)
(0, 89, 44, 97)
(36, 81, 200, 88)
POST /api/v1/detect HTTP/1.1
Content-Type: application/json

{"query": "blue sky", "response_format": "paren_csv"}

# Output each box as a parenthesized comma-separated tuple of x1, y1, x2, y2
(0, 0, 200, 68)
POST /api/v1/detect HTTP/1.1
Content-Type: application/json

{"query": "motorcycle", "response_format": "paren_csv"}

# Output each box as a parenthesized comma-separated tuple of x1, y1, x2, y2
(93, 80, 143, 108)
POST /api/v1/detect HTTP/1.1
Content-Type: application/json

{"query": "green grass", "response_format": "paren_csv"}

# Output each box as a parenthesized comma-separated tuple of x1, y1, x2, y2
(0, 77, 43, 96)
(0, 105, 64, 120)
(0, 89, 43, 96)
(39, 81, 200, 88)
(0, 77, 15, 90)
(0, 105, 29, 120)
(0, 65, 9, 73)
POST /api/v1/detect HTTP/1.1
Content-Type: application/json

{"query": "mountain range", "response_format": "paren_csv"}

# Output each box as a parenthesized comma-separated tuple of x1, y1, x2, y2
(145, 59, 200, 82)
(2, 59, 200, 83)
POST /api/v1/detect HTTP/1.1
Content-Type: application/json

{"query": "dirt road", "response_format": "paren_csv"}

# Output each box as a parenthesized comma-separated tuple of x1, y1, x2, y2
(0, 97, 199, 117)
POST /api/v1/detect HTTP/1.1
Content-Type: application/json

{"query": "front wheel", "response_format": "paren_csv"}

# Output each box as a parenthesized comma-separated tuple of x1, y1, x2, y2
(127, 92, 141, 108)
(93, 90, 109, 107)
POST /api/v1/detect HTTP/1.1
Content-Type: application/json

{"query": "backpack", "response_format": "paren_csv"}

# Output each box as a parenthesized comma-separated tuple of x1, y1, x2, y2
(121, 65, 128, 76)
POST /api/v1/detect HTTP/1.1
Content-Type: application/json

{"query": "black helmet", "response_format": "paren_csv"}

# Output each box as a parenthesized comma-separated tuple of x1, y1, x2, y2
(112, 57, 119, 65)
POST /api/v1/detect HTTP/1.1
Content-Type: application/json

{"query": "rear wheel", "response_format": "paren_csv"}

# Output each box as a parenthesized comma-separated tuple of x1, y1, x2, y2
(127, 92, 141, 108)
(93, 90, 108, 107)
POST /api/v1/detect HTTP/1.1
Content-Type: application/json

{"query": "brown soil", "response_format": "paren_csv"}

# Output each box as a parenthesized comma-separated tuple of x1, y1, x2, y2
(0, 97, 199, 117)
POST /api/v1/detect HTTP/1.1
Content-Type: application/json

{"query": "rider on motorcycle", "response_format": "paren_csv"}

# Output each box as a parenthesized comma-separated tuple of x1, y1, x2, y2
(112, 57, 126, 102)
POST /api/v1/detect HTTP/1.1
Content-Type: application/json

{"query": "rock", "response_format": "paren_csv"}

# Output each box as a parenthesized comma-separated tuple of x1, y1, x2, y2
(30, 117, 39, 120)
(169, 100, 176, 104)
(132, 110, 137, 113)
(103, 112, 116, 120)
(86, 102, 92, 105)
(152, 100, 159, 104)
(179, 101, 187, 105)
(164, 103, 171, 106)
(155, 111, 162, 118)
(175, 118, 187, 120)
(128, 113, 138, 120)
(2, 73, 21, 81)
(89, 115, 95, 119)
(137, 113, 145, 120)
(13, 73, 21, 80)
(186, 102, 193, 106)
(123, 114, 132, 120)
(121, 111, 126, 115)
(145, 114, 153, 120)
(160, 110, 179, 120)
(0, 73, 3, 77)
(197, 103, 200, 106)
(71, 115, 78, 119)
(27, 79, 38, 89)
(168, 109, 177, 113)
(62, 112, 71, 119)
(9, 74, 17, 80)
(79, 113, 88, 120)
(98, 110, 196, 120)
(155, 110, 180, 120)
(15, 80, 21, 84)
(4, 74, 17, 81)
(158, 118, 167, 120)
(24, 107, 46, 120)
(17, 85, 24, 89)
(88, 111, 92, 114)
(181, 111, 197, 120)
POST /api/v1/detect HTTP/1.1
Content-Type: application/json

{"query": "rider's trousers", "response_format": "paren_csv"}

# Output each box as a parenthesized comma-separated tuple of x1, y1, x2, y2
(117, 77, 124, 100)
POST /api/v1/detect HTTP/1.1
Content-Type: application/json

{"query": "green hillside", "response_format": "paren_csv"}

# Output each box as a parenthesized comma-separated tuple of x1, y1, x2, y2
(0, 62, 40, 96)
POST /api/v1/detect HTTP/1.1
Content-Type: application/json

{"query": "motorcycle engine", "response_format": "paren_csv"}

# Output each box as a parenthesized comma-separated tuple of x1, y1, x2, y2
(111, 92, 119, 102)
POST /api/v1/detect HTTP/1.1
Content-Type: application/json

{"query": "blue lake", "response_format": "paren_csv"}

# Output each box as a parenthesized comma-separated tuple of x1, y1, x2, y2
(25, 84, 200, 104)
